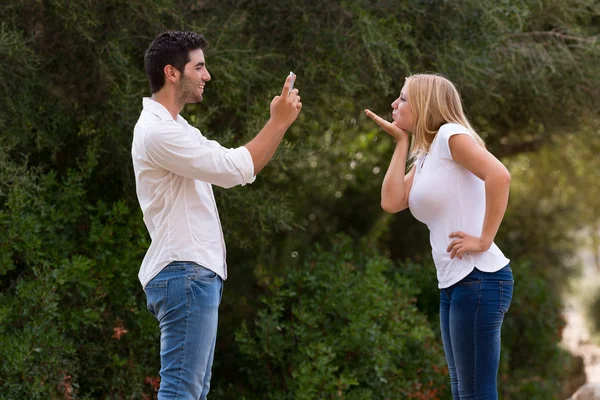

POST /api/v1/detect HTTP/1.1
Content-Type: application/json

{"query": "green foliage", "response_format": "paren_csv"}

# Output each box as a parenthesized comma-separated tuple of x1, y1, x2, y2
(1, 0, 598, 397)
(501, 123, 600, 285)
(232, 236, 448, 400)
(0, 158, 158, 398)
(499, 261, 578, 400)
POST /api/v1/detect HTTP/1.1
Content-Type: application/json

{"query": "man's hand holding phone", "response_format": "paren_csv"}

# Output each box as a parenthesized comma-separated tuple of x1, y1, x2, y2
(270, 72, 302, 128)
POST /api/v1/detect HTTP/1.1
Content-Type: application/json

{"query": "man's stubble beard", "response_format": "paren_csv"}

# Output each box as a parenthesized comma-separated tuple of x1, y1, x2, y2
(176, 74, 202, 105)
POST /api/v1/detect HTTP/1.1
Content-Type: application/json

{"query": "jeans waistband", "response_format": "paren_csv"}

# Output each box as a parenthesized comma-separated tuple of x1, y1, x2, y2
(465, 264, 512, 282)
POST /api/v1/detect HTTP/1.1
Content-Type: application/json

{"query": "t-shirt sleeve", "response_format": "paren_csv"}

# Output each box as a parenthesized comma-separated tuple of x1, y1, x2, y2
(436, 123, 475, 161)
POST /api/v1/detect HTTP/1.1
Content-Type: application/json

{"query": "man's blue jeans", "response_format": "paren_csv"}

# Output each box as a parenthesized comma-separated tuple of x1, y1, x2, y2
(440, 265, 514, 400)
(145, 262, 223, 400)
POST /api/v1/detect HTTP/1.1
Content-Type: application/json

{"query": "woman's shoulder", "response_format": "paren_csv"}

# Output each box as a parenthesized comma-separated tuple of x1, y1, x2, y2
(433, 122, 475, 160)
(437, 122, 472, 138)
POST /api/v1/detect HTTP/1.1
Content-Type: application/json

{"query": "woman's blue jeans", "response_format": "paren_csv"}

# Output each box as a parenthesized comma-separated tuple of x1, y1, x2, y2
(145, 261, 223, 400)
(440, 265, 514, 400)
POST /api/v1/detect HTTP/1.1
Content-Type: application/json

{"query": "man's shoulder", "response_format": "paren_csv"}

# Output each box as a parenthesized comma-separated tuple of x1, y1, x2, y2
(135, 111, 184, 138)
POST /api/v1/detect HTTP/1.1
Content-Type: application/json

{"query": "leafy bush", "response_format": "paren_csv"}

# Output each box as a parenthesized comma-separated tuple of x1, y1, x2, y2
(1, 0, 598, 398)
(232, 236, 449, 400)
(0, 162, 159, 399)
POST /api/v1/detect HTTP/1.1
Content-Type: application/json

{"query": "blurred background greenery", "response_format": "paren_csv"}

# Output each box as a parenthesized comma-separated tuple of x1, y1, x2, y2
(1, 0, 599, 399)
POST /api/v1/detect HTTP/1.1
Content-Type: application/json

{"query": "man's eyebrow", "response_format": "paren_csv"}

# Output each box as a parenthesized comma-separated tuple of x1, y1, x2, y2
(195, 61, 205, 67)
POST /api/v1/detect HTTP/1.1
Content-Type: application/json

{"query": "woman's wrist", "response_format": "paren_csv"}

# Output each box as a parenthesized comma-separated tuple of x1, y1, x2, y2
(479, 236, 493, 251)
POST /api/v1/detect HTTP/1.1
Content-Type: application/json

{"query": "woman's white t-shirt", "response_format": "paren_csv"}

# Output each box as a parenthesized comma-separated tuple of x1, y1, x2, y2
(408, 123, 509, 289)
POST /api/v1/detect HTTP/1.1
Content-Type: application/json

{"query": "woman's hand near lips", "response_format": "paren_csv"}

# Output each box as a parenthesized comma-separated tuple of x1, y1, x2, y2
(364, 109, 409, 142)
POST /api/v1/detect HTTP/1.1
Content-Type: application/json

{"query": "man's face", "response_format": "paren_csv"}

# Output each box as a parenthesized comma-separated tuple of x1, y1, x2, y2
(177, 48, 211, 104)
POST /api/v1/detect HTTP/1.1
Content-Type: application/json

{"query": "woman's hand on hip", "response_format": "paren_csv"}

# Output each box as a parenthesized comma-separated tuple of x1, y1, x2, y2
(447, 231, 492, 260)
(364, 109, 408, 141)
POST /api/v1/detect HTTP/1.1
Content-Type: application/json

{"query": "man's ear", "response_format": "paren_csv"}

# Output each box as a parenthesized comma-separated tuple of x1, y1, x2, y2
(164, 65, 180, 84)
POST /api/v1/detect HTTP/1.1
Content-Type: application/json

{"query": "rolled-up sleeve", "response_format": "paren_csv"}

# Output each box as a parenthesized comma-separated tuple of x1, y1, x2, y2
(145, 121, 255, 188)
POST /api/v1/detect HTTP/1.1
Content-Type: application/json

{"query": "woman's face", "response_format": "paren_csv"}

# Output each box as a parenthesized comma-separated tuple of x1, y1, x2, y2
(391, 84, 415, 132)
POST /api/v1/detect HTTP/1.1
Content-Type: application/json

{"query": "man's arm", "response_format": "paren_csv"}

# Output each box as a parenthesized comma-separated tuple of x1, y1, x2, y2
(145, 121, 255, 188)
(244, 74, 302, 174)
(144, 75, 302, 188)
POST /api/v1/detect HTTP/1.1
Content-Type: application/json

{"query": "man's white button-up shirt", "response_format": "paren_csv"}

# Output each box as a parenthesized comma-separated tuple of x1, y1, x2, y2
(132, 98, 255, 288)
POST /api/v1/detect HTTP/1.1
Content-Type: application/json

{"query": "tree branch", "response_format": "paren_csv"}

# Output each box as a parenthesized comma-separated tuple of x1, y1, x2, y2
(493, 138, 546, 158)
(505, 29, 598, 45)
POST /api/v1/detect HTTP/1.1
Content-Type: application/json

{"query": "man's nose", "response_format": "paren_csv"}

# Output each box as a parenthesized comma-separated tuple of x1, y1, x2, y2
(203, 69, 211, 82)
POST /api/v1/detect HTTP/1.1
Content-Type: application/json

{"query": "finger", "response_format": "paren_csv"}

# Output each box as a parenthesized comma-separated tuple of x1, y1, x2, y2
(446, 239, 461, 253)
(450, 244, 462, 259)
(449, 231, 464, 239)
(281, 74, 293, 97)
(288, 89, 300, 100)
(364, 109, 381, 120)
(364, 109, 390, 127)
(296, 102, 302, 112)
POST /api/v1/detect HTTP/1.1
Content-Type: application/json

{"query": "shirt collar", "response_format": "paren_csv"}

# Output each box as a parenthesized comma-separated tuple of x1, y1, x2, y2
(142, 97, 187, 125)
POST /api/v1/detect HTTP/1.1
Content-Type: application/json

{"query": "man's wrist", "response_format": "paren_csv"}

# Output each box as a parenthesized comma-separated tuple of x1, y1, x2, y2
(267, 117, 290, 132)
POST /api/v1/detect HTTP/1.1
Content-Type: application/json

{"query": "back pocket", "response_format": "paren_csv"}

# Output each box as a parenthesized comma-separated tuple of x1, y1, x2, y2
(146, 280, 168, 320)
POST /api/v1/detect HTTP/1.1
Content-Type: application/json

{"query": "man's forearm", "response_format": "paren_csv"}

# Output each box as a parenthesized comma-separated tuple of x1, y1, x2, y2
(244, 119, 289, 175)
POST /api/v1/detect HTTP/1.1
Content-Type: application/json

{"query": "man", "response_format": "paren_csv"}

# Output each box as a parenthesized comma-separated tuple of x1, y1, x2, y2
(132, 31, 302, 399)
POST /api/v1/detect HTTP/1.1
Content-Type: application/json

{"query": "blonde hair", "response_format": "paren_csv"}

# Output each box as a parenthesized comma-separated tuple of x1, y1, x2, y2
(404, 74, 485, 164)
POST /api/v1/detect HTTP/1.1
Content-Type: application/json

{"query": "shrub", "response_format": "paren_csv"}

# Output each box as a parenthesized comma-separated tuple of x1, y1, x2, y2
(0, 163, 160, 399)
(232, 236, 449, 400)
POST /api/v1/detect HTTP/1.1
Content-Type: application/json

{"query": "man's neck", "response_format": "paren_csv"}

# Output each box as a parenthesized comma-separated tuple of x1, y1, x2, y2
(151, 90, 183, 120)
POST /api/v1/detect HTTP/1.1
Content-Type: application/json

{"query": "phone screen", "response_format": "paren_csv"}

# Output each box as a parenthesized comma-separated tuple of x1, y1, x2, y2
(289, 71, 295, 94)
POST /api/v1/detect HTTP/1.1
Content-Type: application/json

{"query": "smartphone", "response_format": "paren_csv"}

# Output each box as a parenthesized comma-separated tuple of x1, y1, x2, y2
(288, 71, 295, 95)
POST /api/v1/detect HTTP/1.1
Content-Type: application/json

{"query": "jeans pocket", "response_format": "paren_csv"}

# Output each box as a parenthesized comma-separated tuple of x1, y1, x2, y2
(499, 280, 514, 314)
(146, 280, 168, 321)
(191, 265, 218, 283)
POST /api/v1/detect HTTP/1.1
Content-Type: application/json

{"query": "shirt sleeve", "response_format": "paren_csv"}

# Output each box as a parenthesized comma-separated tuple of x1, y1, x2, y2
(437, 123, 475, 161)
(144, 121, 256, 188)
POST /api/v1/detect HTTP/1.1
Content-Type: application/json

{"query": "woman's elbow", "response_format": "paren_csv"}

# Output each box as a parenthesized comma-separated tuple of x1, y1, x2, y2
(487, 166, 511, 188)
(500, 167, 511, 187)
(381, 198, 403, 214)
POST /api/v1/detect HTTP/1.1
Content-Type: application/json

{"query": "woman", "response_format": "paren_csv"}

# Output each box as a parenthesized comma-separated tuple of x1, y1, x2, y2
(365, 74, 513, 400)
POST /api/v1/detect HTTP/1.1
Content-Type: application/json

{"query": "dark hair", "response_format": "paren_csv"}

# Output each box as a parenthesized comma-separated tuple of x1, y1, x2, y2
(144, 31, 208, 93)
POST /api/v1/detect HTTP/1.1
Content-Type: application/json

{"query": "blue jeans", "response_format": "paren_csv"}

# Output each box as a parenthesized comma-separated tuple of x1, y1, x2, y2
(146, 262, 223, 400)
(440, 265, 514, 400)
